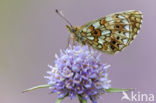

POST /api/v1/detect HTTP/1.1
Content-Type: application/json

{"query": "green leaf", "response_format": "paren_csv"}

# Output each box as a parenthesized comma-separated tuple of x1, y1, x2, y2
(56, 98, 64, 103)
(77, 95, 87, 103)
(105, 88, 134, 93)
(23, 84, 51, 93)
(81, 99, 87, 103)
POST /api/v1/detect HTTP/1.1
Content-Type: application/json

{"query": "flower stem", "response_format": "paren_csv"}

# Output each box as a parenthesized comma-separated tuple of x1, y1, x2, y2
(56, 98, 64, 103)
(23, 84, 51, 93)
(105, 88, 134, 93)
(78, 95, 87, 103)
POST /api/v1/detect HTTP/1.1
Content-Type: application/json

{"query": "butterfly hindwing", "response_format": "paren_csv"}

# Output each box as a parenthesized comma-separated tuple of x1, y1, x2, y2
(76, 10, 143, 54)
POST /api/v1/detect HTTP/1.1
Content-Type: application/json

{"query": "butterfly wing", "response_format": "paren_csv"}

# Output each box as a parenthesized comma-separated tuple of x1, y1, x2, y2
(78, 10, 143, 54)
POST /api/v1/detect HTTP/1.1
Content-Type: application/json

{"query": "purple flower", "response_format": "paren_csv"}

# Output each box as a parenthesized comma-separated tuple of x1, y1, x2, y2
(45, 45, 111, 102)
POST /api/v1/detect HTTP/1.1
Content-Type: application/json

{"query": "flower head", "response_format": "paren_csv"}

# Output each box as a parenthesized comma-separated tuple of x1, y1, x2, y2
(45, 45, 111, 102)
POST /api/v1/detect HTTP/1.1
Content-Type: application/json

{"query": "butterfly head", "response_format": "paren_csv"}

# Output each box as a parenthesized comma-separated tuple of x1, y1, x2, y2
(66, 25, 77, 34)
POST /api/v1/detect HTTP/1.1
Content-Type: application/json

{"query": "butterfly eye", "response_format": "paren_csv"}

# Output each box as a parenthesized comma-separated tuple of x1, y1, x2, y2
(71, 28, 75, 33)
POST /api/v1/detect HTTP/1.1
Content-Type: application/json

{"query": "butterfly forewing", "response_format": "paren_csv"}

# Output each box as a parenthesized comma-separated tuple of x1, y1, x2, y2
(76, 10, 143, 54)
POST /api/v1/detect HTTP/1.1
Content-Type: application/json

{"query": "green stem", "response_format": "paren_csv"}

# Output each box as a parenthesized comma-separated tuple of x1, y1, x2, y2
(56, 98, 64, 103)
(105, 88, 134, 93)
(78, 95, 87, 103)
(23, 84, 51, 93)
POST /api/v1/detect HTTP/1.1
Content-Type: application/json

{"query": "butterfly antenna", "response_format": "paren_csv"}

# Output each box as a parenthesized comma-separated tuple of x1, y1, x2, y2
(55, 9, 73, 27)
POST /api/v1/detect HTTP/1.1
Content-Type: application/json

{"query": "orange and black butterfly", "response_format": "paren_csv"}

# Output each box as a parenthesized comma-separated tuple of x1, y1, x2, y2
(56, 9, 143, 54)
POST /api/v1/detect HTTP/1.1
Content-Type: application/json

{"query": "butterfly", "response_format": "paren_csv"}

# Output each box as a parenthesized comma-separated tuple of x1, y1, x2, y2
(56, 9, 143, 54)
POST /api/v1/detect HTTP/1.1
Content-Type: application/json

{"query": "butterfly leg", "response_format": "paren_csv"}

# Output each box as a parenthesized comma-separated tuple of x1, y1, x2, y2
(72, 38, 76, 46)
(84, 40, 92, 54)
(66, 36, 71, 48)
(66, 35, 76, 48)
(88, 45, 91, 54)
(66, 35, 73, 48)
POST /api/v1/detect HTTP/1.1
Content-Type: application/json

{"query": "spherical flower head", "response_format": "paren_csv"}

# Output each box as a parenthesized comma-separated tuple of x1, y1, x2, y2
(45, 45, 111, 102)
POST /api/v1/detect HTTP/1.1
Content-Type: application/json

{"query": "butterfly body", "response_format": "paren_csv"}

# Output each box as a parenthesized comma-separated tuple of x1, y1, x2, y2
(66, 10, 143, 54)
